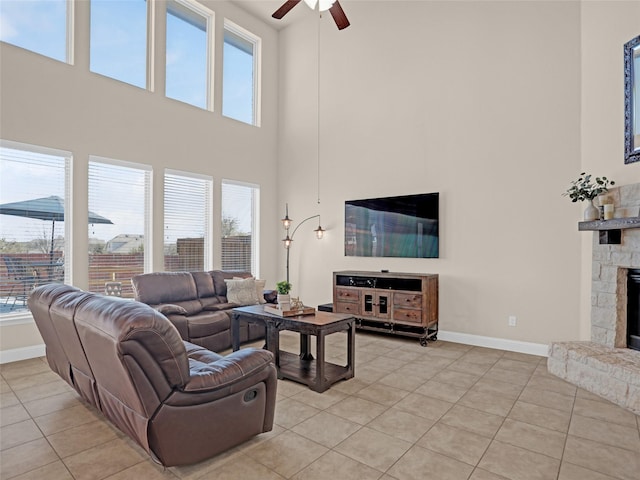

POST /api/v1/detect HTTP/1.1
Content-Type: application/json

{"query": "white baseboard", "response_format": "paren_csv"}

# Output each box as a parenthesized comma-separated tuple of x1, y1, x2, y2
(0, 332, 549, 364)
(0, 344, 45, 364)
(438, 330, 549, 357)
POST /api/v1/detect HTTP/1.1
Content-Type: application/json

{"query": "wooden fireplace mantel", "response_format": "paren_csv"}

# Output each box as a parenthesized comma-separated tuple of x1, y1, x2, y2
(578, 217, 640, 244)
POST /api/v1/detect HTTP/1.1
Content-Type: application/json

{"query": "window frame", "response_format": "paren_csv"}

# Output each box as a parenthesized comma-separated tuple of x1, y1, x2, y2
(222, 19, 262, 126)
(0, 139, 72, 325)
(89, 0, 153, 90)
(165, 0, 215, 111)
(87, 155, 153, 295)
(163, 169, 213, 272)
(220, 179, 260, 277)
(0, 0, 74, 64)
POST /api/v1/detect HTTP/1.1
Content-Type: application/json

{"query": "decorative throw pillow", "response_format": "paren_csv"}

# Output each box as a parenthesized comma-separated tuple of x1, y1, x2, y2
(156, 304, 188, 315)
(225, 277, 261, 306)
(255, 279, 267, 304)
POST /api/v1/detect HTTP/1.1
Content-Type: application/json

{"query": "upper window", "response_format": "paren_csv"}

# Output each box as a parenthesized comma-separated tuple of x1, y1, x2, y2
(90, 0, 149, 88)
(165, 0, 213, 109)
(88, 157, 151, 298)
(223, 20, 261, 126)
(0, 141, 71, 317)
(164, 170, 212, 272)
(221, 180, 259, 275)
(0, 0, 70, 63)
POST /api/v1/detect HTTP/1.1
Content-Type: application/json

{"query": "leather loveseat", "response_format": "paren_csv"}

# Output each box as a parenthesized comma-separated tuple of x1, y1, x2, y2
(131, 270, 275, 352)
(28, 283, 277, 467)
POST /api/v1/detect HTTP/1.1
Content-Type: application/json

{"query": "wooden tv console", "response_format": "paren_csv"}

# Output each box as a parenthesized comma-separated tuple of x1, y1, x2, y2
(333, 271, 438, 346)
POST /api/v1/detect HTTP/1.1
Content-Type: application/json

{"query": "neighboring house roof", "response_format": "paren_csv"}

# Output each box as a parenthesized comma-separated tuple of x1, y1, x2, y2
(105, 234, 143, 254)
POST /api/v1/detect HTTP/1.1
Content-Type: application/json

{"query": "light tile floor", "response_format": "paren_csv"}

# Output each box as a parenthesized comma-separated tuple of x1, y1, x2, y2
(1, 331, 639, 480)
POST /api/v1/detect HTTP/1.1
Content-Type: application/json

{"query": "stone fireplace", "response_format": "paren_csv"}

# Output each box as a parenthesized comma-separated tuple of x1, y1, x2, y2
(548, 183, 640, 414)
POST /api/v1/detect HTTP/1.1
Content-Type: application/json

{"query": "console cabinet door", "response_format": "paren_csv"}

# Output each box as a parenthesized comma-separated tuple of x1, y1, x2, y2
(361, 290, 391, 320)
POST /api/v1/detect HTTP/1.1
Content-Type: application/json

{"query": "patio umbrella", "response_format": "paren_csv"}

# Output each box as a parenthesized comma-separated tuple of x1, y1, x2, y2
(0, 195, 113, 257)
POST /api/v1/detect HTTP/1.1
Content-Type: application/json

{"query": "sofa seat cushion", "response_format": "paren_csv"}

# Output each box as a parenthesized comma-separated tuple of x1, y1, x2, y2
(200, 296, 221, 310)
(203, 302, 237, 312)
(187, 311, 230, 339)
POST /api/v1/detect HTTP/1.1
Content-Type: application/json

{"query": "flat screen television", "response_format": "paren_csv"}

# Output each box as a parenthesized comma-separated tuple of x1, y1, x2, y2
(345, 193, 439, 258)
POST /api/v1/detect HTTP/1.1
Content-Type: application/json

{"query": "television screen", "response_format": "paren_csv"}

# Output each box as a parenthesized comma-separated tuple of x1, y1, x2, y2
(345, 193, 439, 258)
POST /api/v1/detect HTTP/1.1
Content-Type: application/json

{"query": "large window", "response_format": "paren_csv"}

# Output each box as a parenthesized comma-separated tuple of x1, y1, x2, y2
(88, 157, 151, 298)
(165, 0, 213, 109)
(0, 141, 71, 317)
(221, 181, 259, 275)
(223, 20, 261, 126)
(0, 0, 71, 63)
(90, 0, 149, 88)
(164, 170, 212, 272)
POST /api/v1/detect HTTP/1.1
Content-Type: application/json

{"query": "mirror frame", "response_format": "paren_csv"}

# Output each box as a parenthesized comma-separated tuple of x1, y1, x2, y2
(624, 35, 640, 164)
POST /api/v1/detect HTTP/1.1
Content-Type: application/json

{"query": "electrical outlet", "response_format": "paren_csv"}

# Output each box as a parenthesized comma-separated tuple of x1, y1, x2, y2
(508, 315, 517, 327)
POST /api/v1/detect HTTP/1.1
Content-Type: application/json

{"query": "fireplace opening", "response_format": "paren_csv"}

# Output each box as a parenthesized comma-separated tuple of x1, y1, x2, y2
(628, 269, 640, 351)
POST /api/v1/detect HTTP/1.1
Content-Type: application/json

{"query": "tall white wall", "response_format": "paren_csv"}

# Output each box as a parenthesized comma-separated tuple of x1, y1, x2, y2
(277, 0, 639, 346)
(0, 0, 280, 355)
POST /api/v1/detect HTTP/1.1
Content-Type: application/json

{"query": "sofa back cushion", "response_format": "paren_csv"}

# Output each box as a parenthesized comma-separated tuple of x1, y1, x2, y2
(192, 271, 222, 311)
(132, 272, 202, 314)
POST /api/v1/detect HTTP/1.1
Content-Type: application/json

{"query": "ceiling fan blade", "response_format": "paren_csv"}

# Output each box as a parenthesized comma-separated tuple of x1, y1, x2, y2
(329, 0, 350, 30)
(272, 0, 302, 19)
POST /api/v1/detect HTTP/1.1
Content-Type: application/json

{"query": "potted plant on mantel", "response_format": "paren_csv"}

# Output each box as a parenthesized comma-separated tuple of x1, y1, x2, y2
(276, 281, 292, 311)
(563, 172, 615, 221)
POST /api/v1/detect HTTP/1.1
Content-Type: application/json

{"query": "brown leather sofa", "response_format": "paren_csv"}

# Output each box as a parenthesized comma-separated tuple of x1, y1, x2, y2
(28, 283, 277, 467)
(132, 270, 275, 352)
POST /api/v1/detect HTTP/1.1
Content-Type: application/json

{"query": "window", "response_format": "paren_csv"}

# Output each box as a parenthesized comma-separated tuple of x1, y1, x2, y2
(164, 170, 212, 272)
(88, 157, 151, 298)
(0, 140, 71, 317)
(0, 0, 71, 63)
(90, 0, 149, 88)
(221, 181, 259, 275)
(165, 0, 213, 109)
(223, 20, 261, 125)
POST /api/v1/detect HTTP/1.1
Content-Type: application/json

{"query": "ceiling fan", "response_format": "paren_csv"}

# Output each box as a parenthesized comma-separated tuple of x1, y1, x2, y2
(272, 0, 350, 30)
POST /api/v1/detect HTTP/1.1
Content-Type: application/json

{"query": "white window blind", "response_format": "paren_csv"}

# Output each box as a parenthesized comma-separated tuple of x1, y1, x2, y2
(0, 141, 71, 316)
(164, 170, 212, 272)
(88, 157, 151, 298)
(221, 181, 259, 275)
(223, 20, 261, 126)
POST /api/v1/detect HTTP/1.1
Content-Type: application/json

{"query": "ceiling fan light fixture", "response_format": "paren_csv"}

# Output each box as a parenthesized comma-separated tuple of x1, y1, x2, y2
(303, 0, 336, 12)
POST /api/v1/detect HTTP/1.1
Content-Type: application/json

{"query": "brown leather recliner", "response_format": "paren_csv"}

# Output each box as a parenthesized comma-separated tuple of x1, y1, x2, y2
(28, 284, 277, 467)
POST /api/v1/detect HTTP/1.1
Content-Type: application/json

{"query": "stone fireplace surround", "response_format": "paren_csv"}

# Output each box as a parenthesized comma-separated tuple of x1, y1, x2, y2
(548, 183, 640, 415)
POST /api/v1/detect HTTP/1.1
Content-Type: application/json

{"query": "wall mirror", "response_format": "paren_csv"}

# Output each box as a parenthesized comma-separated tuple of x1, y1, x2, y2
(625, 35, 640, 164)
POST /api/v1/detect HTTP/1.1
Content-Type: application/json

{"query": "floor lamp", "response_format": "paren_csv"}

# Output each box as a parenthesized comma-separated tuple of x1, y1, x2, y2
(281, 204, 325, 284)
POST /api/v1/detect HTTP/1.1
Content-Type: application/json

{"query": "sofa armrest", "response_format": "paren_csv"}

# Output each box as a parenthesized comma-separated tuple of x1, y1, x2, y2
(183, 346, 274, 393)
(155, 304, 188, 315)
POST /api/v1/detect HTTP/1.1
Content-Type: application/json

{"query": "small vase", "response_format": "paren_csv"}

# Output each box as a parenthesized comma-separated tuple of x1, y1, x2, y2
(277, 294, 290, 311)
(584, 199, 600, 221)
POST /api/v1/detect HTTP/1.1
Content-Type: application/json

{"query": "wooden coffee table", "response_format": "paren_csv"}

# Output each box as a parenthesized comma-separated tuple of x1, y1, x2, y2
(231, 305, 355, 393)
